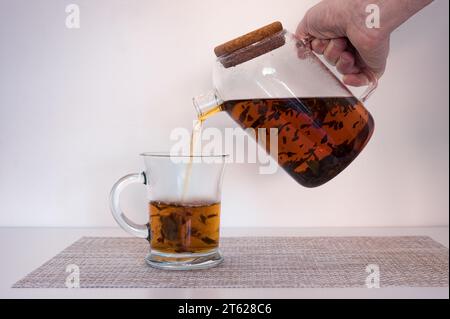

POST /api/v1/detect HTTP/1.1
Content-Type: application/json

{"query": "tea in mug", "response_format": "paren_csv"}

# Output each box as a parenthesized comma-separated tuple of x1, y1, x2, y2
(149, 201, 221, 254)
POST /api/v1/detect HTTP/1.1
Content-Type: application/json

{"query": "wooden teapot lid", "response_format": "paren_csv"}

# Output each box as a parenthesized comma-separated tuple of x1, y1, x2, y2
(214, 22, 286, 68)
(214, 22, 283, 57)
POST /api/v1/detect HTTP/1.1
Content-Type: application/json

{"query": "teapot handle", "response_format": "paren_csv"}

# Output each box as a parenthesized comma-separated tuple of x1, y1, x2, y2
(359, 69, 378, 103)
(300, 36, 378, 103)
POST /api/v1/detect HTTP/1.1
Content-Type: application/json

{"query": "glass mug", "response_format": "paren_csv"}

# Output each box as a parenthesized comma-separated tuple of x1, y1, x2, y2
(110, 154, 227, 270)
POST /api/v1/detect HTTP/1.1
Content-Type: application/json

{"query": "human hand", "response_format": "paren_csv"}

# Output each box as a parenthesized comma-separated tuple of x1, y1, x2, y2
(296, 0, 391, 87)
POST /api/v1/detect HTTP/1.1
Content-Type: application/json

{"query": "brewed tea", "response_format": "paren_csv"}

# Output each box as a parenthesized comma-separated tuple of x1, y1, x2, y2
(149, 201, 221, 254)
(222, 97, 374, 187)
(181, 119, 203, 201)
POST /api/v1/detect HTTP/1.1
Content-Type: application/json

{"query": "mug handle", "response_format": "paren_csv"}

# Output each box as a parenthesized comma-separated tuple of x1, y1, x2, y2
(110, 172, 148, 239)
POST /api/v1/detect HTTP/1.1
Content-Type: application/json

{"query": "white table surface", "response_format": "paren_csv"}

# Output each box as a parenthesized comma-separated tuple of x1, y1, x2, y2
(0, 227, 448, 299)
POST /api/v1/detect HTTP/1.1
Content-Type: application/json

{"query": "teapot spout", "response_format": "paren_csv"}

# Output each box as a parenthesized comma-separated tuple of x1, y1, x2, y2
(193, 90, 224, 121)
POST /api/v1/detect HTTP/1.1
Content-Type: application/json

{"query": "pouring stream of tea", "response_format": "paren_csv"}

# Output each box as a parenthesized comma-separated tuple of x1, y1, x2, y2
(181, 105, 223, 201)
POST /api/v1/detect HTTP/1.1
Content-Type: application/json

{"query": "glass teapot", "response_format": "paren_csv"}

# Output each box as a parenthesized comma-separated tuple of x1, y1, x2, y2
(193, 22, 376, 188)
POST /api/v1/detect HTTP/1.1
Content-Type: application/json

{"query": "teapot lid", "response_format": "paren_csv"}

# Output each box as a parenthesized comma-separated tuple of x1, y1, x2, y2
(214, 22, 286, 68)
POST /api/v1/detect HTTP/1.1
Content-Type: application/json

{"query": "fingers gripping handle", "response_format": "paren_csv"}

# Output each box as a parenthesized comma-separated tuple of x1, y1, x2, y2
(299, 36, 378, 103)
(110, 172, 148, 239)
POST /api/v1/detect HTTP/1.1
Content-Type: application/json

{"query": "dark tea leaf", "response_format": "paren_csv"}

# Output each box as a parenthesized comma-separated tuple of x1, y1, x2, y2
(201, 237, 217, 245)
(306, 160, 320, 175)
(146, 223, 151, 242)
(239, 107, 250, 123)
(152, 202, 169, 211)
(161, 214, 179, 241)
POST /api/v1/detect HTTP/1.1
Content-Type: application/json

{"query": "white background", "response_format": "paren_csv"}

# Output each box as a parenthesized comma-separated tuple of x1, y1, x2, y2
(0, 0, 448, 228)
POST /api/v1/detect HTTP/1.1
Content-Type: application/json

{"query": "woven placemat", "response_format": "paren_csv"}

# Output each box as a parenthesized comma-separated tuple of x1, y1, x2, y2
(13, 236, 448, 288)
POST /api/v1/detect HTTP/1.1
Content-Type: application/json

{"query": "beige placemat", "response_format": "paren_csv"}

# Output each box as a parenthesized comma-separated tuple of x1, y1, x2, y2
(13, 236, 448, 288)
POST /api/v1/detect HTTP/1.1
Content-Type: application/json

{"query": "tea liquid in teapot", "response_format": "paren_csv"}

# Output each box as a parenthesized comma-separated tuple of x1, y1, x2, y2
(221, 97, 373, 187)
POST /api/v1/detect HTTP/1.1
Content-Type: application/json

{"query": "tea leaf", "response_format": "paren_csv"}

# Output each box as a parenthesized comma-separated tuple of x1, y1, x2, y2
(239, 107, 250, 123)
(146, 223, 151, 242)
(161, 215, 179, 241)
(201, 237, 217, 245)
(190, 228, 200, 237)
(274, 111, 281, 120)
(306, 160, 320, 175)
(250, 115, 267, 129)
(279, 152, 296, 158)
(152, 201, 169, 211)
